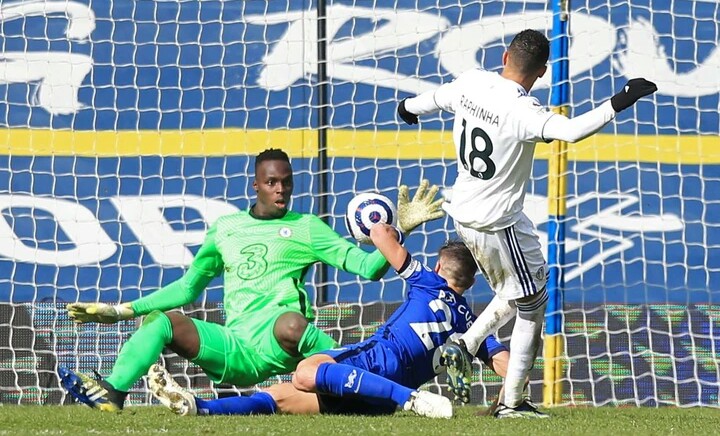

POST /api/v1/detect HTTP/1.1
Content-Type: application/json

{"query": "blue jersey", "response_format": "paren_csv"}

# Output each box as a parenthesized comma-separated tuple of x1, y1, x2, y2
(324, 256, 507, 391)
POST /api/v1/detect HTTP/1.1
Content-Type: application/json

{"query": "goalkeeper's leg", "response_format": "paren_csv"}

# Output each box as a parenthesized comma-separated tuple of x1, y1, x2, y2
(60, 310, 183, 410)
(188, 310, 338, 389)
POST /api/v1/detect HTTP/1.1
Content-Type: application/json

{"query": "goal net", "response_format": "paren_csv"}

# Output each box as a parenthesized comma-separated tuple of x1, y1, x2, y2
(0, 0, 717, 407)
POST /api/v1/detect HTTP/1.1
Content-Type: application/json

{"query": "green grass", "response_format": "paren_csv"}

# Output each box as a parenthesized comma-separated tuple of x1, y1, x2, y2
(0, 405, 717, 435)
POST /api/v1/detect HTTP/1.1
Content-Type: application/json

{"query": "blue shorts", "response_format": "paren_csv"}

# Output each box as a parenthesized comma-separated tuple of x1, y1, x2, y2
(323, 338, 407, 378)
(477, 334, 508, 366)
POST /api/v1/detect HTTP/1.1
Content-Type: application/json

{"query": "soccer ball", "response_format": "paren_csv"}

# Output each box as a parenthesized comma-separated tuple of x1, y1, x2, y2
(345, 192, 397, 245)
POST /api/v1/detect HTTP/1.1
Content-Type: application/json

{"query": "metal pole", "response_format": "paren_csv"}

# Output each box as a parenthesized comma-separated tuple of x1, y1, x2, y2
(317, 0, 329, 304)
(544, 0, 569, 407)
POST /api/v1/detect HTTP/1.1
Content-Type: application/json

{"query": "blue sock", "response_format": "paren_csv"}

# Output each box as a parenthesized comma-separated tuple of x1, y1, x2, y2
(194, 392, 277, 416)
(314, 363, 414, 406)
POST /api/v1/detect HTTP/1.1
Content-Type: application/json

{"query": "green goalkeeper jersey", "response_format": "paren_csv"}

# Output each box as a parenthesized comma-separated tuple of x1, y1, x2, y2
(131, 210, 389, 328)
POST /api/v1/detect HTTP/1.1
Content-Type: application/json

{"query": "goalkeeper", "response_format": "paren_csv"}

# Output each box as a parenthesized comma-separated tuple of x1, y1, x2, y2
(59, 148, 444, 412)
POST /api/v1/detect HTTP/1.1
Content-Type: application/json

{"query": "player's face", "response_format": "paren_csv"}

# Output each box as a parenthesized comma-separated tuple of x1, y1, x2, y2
(253, 160, 294, 218)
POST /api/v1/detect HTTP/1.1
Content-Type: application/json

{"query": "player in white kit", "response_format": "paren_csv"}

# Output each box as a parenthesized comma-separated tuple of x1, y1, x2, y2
(397, 29, 657, 418)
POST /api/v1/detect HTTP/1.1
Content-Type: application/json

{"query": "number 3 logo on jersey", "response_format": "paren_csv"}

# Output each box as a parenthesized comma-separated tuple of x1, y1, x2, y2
(459, 118, 496, 180)
(236, 243, 268, 280)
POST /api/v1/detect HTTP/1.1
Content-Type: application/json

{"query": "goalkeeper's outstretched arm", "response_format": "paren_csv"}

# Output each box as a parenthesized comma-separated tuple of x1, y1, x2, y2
(131, 224, 223, 314)
(67, 269, 216, 324)
(68, 224, 223, 324)
(307, 215, 390, 281)
(129, 268, 215, 315)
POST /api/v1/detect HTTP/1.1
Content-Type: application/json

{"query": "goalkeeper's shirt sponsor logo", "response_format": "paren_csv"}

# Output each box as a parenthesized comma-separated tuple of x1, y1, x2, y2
(235, 244, 269, 280)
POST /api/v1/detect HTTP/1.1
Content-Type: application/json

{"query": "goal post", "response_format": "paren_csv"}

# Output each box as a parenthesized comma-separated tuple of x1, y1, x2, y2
(544, 0, 570, 407)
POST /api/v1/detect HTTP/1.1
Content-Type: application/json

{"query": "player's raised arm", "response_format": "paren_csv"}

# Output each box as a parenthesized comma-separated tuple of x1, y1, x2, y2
(67, 223, 224, 324)
(541, 78, 657, 143)
(369, 180, 445, 270)
(369, 223, 408, 271)
(397, 77, 463, 125)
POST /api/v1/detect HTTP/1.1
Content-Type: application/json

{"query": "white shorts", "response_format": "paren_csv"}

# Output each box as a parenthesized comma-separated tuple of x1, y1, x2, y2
(455, 212, 547, 301)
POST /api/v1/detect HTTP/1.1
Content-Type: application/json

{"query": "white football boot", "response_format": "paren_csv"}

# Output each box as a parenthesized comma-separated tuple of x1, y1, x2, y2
(403, 391, 453, 419)
(147, 364, 197, 416)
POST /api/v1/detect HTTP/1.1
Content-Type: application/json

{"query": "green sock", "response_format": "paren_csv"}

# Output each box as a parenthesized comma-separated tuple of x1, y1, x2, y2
(298, 323, 338, 358)
(106, 311, 173, 392)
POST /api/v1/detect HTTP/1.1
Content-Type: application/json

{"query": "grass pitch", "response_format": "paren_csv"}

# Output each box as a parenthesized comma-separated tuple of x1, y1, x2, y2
(0, 405, 717, 435)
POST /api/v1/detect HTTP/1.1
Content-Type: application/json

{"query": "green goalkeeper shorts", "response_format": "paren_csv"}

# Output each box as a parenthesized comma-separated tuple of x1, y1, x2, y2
(189, 309, 336, 386)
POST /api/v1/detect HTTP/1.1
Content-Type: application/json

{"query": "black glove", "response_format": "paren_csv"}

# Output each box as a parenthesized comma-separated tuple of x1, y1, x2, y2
(610, 78, 658, 112)
(397, 98, 419, 125)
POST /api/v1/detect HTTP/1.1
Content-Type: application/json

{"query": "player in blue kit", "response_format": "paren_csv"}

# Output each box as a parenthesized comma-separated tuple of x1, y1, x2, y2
(148, 222, 510, 418)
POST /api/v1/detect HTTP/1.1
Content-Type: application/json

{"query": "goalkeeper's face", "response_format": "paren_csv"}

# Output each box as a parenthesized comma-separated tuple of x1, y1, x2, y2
(253, 159, 294, 218)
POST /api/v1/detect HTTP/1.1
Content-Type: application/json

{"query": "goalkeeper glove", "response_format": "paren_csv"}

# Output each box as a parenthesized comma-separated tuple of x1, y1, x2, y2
(610, 78, 657, 112)
(67, 302, 135, 324)
(397, 179, 445, 234)
(397, 98, 419, 125)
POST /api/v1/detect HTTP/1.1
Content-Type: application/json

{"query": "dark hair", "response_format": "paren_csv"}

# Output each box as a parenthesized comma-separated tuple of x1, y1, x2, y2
(508, 29, 550, 75)
(255, 148, 290, 169)
(438, 240, 477, 290)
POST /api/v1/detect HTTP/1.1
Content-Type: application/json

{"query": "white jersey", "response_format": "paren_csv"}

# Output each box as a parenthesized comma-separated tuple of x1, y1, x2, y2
(409, 69, 555, 231)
